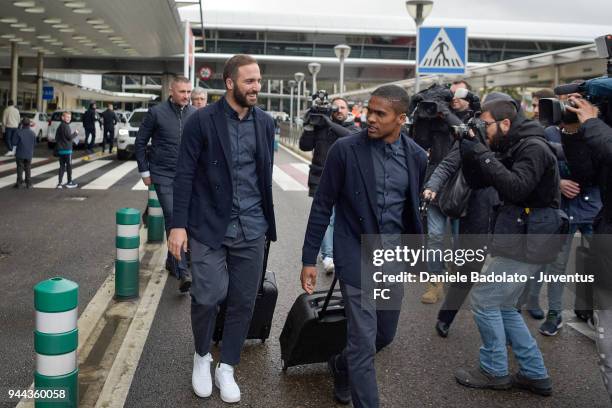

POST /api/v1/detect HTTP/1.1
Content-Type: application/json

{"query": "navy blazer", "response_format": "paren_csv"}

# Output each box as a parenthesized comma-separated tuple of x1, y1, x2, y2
(172, 99, 277, 249)
(302, 130, 428, 288)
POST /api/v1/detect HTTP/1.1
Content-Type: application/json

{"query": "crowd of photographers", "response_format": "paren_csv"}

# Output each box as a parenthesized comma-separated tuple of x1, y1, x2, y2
(298, 66, 612, 402)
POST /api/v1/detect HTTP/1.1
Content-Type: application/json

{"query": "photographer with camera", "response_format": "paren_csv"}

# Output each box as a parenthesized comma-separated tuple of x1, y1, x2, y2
(413, 80, 479, 304)
(560, 93, 612, 401)
(454, 92, 561, 396)
(422, 89, 500, 337)
(299, 95, 359, 273)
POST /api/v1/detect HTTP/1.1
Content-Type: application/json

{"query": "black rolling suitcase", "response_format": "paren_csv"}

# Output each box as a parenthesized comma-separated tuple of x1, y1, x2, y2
(279, 277, 347, 370)
(213, 240, 278, 343)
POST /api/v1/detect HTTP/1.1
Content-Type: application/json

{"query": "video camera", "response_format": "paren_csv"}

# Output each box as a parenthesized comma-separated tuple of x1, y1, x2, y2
(451, 116, 487, 142)
(409, 84, 454, 120)
(540, 34, 612, 127)
(310, 90, 338, 117)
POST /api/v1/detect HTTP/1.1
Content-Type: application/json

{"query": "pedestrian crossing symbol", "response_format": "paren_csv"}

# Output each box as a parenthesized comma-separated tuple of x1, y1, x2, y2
(418, 26, 467, 74)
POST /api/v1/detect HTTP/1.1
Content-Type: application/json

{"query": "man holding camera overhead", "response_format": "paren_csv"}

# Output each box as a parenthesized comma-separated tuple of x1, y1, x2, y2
(299, 96, 359, 274)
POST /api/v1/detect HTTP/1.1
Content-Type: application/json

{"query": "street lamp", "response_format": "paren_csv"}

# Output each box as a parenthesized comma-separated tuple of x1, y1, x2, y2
(294, 72, 305, 119)
(406, 0, 434, 93)
(334, 44, 351, 96)
(288, 79, 297, 128)
(308, 62, 321, 94)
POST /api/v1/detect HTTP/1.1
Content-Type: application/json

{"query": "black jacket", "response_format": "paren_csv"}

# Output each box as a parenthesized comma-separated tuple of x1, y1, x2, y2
(101, 109, 118, 129)
(460, 117, 560, 209)
(135, 99, 196, 185)
(82, 107, 97, 130)
(299, 119, 359, 196)
(172, 100, 276, 247)
(55, 122, 78, 151)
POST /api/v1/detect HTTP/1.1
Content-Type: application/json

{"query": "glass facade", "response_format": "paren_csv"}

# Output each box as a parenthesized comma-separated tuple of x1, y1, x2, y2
(200, 29, 582, 63)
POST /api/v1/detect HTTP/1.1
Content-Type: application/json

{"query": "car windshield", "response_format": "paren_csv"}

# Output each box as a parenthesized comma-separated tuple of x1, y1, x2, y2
(129, 112, 146, 128)
(22, 112, 36, 119)
(50, 111, 84, 122)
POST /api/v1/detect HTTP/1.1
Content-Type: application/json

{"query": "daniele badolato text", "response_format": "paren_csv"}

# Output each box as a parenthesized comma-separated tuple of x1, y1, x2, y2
(369, 246, 594, 300)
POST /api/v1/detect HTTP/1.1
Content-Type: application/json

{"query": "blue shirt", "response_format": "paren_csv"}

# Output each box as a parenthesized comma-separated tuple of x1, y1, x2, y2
(221, 98, 268, 240)
(370, 134, 410, 234)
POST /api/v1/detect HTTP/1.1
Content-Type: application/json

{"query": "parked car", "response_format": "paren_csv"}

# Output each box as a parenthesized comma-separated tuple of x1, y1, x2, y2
(21, 111, 49, 142)
(117, 108, 147, 160)
(46, 110, 103, 149)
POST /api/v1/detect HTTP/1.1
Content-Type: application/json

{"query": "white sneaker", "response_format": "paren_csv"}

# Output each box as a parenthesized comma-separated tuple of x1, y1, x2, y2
(214, 363, 240, 403)
(5, 150, 14, 156)
(192, 352, 213, 398)
(322, 257, 335, 274)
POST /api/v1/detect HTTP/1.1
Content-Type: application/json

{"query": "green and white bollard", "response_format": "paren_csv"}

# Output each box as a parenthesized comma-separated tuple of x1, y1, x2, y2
(147, 185, 164, 243)
(34, 277, 78, 407)
(116, 208, 140, 300)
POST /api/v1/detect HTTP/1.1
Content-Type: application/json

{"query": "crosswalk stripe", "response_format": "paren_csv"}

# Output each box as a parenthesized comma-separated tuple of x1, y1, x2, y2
(34, 159, 112, 188)
(273, 165, 307, 191)
(0, 157, 46, 173)
(82, 161, 138, 190)
(132, 179, 147, 190)
(0, 157, 84, 188)
(291, 162, 310, 175)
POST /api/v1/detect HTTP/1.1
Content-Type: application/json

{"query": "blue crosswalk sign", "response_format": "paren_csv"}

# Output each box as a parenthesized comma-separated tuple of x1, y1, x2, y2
(418, 27, 467, 75)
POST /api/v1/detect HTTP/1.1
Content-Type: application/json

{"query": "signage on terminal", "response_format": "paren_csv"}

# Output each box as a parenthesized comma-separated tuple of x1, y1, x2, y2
(198, 66, 214, 81)
(42, 86, 54, 101)
(418, 26, 468, 75)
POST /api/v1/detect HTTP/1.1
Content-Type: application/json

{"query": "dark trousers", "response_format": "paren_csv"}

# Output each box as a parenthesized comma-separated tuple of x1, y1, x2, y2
(58, 154, 72, 184)
(4, 127, 16, 151)
(85, 127, 95, 150)
(190, 232, 265, 365)
(102, 127, 114, 152)
(16, 158, 32, 185)
(154, 183, 189, 278)
(336, 281, 402, 408)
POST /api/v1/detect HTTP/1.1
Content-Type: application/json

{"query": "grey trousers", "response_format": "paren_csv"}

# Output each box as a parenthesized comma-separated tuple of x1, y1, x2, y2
(337, 281, 403, 408)
(189, 232, 265, 365)
(154, 183, 189, 278)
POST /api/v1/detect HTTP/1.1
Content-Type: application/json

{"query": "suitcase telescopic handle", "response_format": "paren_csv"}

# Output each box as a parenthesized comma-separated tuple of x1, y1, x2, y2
(319, 276, 338, 319)
(258, 239, 271, 294)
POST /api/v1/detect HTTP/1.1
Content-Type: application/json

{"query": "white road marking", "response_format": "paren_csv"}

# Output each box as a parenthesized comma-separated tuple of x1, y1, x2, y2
(0, 157, 84, 188)
(0, 157, 45, 172)
(291, 162, 310, 175)
(34, 160, 112, 188)
(273, 164, 308, 191)
(82, 161, 138, 190)
(132, 179, 147, 190)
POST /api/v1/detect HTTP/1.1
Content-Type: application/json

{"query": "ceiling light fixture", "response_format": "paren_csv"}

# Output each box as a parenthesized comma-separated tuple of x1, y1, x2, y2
(52, 24, 69, 29)
(0, 18, 19, 24)
(86, 18, 104, 25)
(13, 1, 36, 7)
(25, 7, 45, 13)
(10, 23, 28, 28)
(98, 29, 114, 34)
(43, 18, 62, 24)
(20, 27, 36, 32)
(59, 28, 75, 33)
(1, 34, 16, 39)
(36, 35, 51, 39)
(72, 8, 92, 14)
(64, 2, 86, 8)
(8, 38, 23, 42)
(93, 24, 110, 29)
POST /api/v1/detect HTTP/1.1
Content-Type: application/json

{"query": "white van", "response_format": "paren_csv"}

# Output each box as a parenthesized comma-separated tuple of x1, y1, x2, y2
(46, 111, 103, 148)
(21, 111, 49, 142)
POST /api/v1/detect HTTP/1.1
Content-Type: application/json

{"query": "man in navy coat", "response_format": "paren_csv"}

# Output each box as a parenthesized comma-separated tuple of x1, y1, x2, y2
(169, 54, 276, 404)
(301, 85, 427, 407)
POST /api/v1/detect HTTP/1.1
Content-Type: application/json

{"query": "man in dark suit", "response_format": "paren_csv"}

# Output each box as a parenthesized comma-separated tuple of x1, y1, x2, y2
(168, 54, 276, 404)
(301, 85, 427, 407)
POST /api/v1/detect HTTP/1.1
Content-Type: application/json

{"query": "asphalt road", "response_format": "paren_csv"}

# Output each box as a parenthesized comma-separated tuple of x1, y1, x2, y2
(0, 144, 609, 407)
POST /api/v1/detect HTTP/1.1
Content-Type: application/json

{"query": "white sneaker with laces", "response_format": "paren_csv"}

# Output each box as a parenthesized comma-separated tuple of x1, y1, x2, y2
(214, 363, 240, 403)
(322, 257, 335, 274)
(192, 352, 213, 398)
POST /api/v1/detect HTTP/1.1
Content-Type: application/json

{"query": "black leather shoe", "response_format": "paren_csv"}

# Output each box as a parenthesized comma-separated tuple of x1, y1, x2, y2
(179, 275, 192, 293)
(328, 355, 351, 404)
(512, 372, 552, 396)
(455, 367, 511, 390)
(436, 320, 450, 338)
